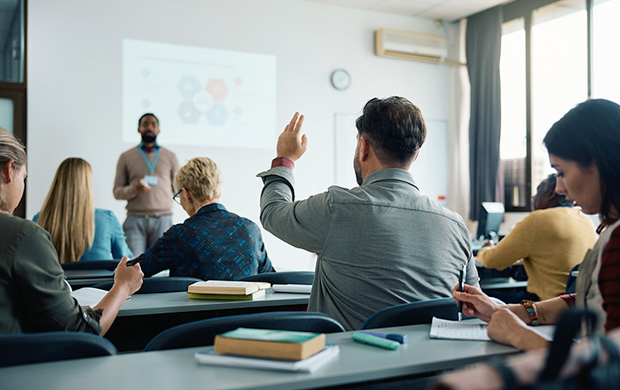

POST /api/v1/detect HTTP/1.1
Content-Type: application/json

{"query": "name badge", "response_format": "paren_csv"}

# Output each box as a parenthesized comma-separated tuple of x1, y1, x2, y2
(144, 175, 158, 186)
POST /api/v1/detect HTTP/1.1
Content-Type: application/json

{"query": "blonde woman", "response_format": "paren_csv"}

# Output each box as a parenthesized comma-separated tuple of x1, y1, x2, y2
(134, 157, 274, 280)
(35, 158, 132, 263)
(0, 128, 142, 334)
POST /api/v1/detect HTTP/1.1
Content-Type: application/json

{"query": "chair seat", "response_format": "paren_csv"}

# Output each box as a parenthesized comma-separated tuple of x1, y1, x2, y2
(362, 298, 459, 329)
(239, 271, 314, 285)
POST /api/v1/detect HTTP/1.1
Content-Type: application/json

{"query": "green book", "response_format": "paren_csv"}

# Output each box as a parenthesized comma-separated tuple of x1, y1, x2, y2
(218, 328, 321, 343)
(188, 289, 265, 301)
(214, 327, 326, 360)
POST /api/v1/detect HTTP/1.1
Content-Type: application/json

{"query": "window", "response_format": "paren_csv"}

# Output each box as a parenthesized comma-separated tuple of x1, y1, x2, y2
(499, 0, 607, 211)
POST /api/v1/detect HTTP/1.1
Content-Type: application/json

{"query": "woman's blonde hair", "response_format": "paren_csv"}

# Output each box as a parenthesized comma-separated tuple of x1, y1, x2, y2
(174, 157, 222, 203)
(37, 158, 95, 263)
(0, 128, 27, 212)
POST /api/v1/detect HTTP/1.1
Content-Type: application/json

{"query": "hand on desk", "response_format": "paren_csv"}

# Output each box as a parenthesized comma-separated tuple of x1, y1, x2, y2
(276, 112, 307, 162)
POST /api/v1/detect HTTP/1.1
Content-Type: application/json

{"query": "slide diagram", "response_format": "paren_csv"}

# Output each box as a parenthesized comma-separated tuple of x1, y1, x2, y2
(123, 39, 276, 149)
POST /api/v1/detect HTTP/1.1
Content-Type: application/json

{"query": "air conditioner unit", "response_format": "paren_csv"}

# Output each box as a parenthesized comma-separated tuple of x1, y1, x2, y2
(375, 29, 448, 64)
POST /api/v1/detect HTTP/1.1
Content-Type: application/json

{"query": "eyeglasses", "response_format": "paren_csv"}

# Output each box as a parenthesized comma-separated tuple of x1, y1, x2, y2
(172, 189, 182, 205)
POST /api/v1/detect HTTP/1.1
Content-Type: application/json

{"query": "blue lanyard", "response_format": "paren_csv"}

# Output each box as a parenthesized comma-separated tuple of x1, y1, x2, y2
(138, 143, 161, 175)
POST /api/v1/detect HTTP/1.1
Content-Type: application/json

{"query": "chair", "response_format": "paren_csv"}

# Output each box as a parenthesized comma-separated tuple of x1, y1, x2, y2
(239, 271, 314, 285)
(61, 260, 120, 271)
(92, 276, 202, 294)
(0, 331, 117, 367)
(144, 311, 345, 351)
(361, 298, 459, 329)
(565, 263, 581, 294)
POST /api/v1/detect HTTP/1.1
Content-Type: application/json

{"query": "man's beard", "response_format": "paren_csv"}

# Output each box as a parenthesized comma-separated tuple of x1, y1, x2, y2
(141, 133, 157, 144)
(354, 153, 363, 186)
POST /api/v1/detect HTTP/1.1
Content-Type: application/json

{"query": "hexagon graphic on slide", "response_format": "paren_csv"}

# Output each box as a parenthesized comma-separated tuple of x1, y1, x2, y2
(205, 103, 228, 126)
(205, 78, 228, 101)
(177, 76, 202, 100)
(192, 90, 215, 112)
(177, 101, 201, 124)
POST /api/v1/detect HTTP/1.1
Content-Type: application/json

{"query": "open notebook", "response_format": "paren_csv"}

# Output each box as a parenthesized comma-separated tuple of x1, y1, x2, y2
(430, 317, 555, 341)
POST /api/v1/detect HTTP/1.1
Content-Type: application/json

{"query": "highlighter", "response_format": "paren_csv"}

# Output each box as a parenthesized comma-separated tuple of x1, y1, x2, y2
(351, 332, 400, 350)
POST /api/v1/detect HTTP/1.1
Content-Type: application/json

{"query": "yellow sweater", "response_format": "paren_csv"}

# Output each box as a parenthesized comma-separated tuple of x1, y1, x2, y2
(477, 207, 598, 300)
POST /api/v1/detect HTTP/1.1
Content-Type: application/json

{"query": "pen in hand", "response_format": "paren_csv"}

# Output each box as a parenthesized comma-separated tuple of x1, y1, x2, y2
(458, 263, 467, 321)
(126, 257, 142, 266)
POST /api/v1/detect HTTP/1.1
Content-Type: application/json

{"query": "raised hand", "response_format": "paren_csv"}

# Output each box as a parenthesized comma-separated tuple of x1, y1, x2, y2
(276, 112, 308, 162)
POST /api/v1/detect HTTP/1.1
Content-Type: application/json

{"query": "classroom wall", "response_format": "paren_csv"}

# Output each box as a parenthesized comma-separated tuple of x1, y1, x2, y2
(27, 0, 452, 270)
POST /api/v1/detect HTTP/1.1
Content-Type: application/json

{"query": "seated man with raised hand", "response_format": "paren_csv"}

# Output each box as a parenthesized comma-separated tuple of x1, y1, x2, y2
(136, 157, 274, 280)
(477, 174, 598, 302)
(257, 97, 479, 331)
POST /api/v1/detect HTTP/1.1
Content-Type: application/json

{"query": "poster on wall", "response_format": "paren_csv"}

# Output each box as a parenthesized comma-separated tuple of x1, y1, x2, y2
(122, 39, 277, 149)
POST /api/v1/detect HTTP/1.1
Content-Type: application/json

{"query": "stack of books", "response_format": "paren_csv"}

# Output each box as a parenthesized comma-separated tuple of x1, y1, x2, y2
(187, 280, 271, 300)
(195, 327, 339, 372)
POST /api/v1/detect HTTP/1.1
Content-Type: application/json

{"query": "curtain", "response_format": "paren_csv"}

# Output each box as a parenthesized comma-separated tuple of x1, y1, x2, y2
(466, 6, 503, 220)
(447, 19, 471, 221)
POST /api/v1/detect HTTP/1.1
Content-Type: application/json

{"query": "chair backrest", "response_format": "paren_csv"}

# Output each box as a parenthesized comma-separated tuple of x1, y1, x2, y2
(361, 297, 458, 329)
(565, 263, 581, 294)
(0, 331, 117, 367)
(92, 276, 203, 294)
(239, 271, 314, 285)
(61, 260, 120, 271)
(144, 311, 345, 351)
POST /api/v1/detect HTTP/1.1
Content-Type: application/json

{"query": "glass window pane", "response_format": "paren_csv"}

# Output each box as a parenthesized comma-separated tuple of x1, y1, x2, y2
(0, 97, 14, 133)
(0, 0, 24, 83)
(593, 0, 620, 103)
(500, 18, 527, 208)
(531, 1, 587, 197)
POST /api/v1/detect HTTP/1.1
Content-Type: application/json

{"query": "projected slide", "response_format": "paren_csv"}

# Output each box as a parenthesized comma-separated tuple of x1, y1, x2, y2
(123, 39, 277, 149)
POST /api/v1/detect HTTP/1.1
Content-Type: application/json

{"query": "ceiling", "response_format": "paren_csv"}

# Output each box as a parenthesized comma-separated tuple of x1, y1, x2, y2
(304, 0, 511, 22)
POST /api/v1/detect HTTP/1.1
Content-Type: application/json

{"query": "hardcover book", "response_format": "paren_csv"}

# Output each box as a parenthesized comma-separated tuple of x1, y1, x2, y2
(187, 280, 270, 295)
(214, 327, 326, 361)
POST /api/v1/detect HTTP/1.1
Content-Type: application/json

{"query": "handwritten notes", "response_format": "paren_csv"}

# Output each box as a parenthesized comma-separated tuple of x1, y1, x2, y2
(429, 317, 491, 341)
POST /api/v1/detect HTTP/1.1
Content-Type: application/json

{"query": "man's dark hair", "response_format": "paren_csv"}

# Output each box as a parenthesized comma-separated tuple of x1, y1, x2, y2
(544, 99, 620, 230)
(538, 174, 572, 207)
(138, 113, 159, 126)
(355, 96, 427, 165)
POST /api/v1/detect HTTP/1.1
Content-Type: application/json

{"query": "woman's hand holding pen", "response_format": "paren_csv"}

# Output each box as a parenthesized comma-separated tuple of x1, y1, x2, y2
(452, 284, 499, 323)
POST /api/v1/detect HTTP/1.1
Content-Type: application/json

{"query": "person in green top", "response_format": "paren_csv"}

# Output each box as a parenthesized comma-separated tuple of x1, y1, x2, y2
(0, 128, 143, 335)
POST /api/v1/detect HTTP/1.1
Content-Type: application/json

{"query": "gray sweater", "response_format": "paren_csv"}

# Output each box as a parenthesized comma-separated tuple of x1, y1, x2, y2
(258, 167, 479, 330)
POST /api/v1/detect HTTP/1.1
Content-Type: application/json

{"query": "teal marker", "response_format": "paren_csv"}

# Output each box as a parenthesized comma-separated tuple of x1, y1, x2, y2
(351, 332, 400, 350)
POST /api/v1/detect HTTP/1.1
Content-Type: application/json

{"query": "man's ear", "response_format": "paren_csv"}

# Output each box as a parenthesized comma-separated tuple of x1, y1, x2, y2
(358, 136, 371, 162)
(1, 161, 14, 184)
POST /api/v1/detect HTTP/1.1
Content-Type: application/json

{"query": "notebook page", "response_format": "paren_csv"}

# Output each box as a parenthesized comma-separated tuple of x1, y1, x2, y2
(429, 317, 491, 341)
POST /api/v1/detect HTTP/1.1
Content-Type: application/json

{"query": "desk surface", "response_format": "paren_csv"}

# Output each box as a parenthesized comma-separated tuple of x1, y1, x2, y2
(0, 323, 520, 390)
(117, 291, 310, 317)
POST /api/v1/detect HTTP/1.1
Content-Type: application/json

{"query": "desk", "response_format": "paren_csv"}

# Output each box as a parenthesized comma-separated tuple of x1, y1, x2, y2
(480, 277, 528, 290)
(0, 323, 520, 390)
(64, 269, 115, 289)
(106, 292, 310, 351)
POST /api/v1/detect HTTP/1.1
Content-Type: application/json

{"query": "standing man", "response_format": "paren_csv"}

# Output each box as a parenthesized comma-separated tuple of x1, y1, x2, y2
(114, 113, 179, 256)
(257, 97, 479, 330)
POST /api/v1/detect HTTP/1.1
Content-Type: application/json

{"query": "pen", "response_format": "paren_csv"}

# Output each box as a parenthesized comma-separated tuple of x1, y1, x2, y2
(458, 263, 467, 321)
(126, 257, 142, 266)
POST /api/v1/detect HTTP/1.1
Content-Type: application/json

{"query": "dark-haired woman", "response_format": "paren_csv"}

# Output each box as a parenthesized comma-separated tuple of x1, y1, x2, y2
(452, 99, 620, 352)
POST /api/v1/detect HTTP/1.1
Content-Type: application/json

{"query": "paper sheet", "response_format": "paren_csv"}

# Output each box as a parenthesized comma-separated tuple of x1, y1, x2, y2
(430, 317, 491, 341)
(71, 287, 108, 307)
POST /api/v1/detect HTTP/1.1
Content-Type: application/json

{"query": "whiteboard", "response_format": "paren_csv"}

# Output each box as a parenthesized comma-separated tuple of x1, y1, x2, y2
(334, 113, 448, 204)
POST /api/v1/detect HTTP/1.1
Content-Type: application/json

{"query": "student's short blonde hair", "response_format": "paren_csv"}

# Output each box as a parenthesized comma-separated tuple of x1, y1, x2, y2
(174, 157, 222, 203)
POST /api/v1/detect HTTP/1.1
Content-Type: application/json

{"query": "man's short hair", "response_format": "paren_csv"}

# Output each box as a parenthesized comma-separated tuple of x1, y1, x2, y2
(138, 113, 159, 126)
(174, 157, 222, 202)
(355, 96, 427, 165)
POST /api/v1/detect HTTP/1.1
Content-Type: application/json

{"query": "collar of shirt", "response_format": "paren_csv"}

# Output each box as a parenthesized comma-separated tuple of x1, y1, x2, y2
(362, 168, 418, 190)
(139, 143, 161, 153)
(195, 203, 227, 215)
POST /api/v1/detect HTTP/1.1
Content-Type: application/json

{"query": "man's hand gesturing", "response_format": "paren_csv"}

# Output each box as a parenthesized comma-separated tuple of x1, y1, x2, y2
(276, 112, 308, 162)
